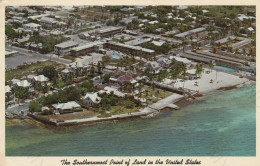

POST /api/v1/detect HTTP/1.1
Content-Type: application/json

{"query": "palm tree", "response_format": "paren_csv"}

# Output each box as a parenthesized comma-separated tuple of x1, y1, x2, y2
(181, 64, 187, 89)
(195, 64, 203, 78)
(208, 61, 214, 72)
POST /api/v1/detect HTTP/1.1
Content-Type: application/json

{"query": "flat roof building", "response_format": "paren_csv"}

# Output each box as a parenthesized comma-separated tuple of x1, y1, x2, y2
(92, 26, 123, 38)
(54, 41, 79, 56)
(40, 17, 58, 28)
(175, 27, 207, 40)
(104, 41, 155, 56)
(23, 23, 41, 31)
(70, 42, 102, 57)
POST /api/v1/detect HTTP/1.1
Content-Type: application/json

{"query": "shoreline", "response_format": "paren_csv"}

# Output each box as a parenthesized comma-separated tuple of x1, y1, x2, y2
(6, 79, 255, 128)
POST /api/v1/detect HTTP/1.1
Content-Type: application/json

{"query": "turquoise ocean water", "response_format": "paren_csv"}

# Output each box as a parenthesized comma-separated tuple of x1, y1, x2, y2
(6, 84, 256, 156)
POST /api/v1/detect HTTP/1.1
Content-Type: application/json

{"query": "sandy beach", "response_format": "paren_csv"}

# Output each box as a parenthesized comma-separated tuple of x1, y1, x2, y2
(173, 69, 250, 94)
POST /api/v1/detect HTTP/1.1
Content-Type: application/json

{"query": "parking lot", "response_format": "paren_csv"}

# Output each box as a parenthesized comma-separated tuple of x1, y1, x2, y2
(5, 53, 43, 70)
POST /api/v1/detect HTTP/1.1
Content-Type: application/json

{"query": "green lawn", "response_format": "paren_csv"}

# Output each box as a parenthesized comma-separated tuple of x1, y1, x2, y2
(6, 61, 65, 82)
(98, 105, 141, 118)
(76, 27, 94, 34)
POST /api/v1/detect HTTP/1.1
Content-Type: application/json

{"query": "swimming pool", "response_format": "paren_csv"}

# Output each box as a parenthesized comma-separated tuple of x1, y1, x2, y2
(111, 54, 121, 59)
(214, 66, 235, 72)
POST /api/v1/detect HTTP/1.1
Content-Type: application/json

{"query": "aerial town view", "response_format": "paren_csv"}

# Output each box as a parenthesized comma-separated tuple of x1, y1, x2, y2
(5, 6, 256, 156)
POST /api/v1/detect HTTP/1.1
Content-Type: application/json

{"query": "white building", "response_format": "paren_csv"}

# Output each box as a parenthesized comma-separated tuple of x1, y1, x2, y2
(52, 101, 81, 114)
(5, 85, 11, 94)
(23, 23, 41, 31)
(82, 92, 101, 105)
(103, 86, 125, 97)
(33, 75, 49, 83)
(15, 80, 31, 88)
(54, 41, 79, 56)
(40, 17, 58, 28)
(144, 61, 161, 74)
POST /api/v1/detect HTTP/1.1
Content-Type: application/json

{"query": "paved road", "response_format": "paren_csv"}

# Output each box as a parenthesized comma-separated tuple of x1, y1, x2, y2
(6, 44, 72, 65)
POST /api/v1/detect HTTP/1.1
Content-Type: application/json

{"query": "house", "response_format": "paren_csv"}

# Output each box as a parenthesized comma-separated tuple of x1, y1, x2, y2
(236, 14, 255, 22)
(91, 26, 123, 38)
(202, 10, 209, 14)
(33, 75, 49, 85)
(152, 40, 165, 47)
(70, 42, 100, 57)
(5, 85, 11, 94)
(247, 27, 255, 34)
(144, 61, 161, 74)
(54, 41, 79, 56)
(148, 21, 159, 25)
(5, 85, 13, 102)
(13, 37, 30, 46)
(165, 29, 181, 36)
(185, 69, 197, 80)
(79, 32, 90, 39)
(157, 57, 171, 68)
(28, 14, 51, 20)
(23, 23, 41, 31)
(66, 62, 88, 75)
(52, 101, 81, 114)
(27, 74, 36, 83)
(28, 42, 43, 51)
(50, 30, 64, 36)
(134, 6, 145, 11)
(15, 80, 31, 88)
(41, 106, 50, 113)
(11, 79, 20, 87)
(120, 16, 138, 25)
(61, 68, 71, 77)
(176, 5, 188, 10)
(82, 92, 101, 105)
(110, 70, 137, 85)
(40, 17, 58, 28)
(98, 86, 126, 98)
(174, 27, 208, 40)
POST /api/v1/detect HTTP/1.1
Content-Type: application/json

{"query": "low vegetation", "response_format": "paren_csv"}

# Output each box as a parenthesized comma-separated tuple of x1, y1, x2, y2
(5, 61, 65, 82)
(76, 27, 94, 34)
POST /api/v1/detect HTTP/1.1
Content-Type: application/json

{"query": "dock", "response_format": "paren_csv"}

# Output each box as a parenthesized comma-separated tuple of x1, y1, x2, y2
(165, 104, 180, 110)
(148, 93, 184, 111)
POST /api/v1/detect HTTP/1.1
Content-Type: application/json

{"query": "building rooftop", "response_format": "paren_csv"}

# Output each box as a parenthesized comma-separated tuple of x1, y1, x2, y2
(82, 92, 101, 104)
(108, 41, 154, 53)
(5, 86, 11, 93)
(71, 42, 103, 52)
(24, 23, 41, 27)
(41, 17, 57, 23)
(55, 41, 78, 48)
(28, 14, 51, 20)
(52, 101, 80, 110)
(96, 26, 122, 34)
(175, 27, 206, 38)
(33, 75, 49, 82)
